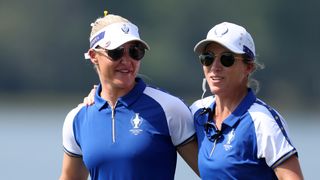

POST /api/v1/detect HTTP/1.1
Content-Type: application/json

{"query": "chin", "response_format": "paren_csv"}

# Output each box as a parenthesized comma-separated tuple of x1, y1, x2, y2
(209, 86, 223, 95)
(114, 79, 135, 89)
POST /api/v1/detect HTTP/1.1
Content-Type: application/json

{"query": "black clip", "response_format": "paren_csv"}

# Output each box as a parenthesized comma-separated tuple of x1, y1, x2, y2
(200, 107, 211, 115)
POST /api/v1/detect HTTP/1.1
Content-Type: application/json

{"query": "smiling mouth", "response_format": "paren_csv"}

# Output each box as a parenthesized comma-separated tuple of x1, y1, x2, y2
(210, 76, 224, 81)
(117, 69, 131, 73)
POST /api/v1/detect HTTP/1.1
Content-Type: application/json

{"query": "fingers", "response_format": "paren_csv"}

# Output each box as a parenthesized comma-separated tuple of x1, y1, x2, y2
(82, 85, 97, 106)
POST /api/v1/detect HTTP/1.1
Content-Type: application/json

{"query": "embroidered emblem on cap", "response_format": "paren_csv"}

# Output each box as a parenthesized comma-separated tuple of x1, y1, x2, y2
(214, 24, 228, 37)
(121, 24, 129, 34)
(103, 41, 111, 48)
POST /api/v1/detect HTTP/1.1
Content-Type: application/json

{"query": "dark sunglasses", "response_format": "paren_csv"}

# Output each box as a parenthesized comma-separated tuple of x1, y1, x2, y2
(199, 52, 239, 67)
(201, 108, 222, 142)
(100, 44, 146, 61)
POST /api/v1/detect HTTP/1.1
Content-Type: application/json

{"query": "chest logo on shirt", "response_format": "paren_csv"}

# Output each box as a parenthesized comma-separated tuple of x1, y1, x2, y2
(224, 129, 235, 151)
(130, 113, 143, 135)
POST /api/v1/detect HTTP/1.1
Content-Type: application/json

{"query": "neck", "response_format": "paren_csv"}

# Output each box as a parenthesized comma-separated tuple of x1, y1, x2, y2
(100, 89, 118, 108)
(213, 88, 248, 129)
(100, 82, 135, 108)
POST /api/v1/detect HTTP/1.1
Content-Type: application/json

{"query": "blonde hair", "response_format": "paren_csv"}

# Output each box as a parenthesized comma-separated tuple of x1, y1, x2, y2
(247, 57, 265, 94)
(88, 14, 131, 73)
(89, 14, 130, 38)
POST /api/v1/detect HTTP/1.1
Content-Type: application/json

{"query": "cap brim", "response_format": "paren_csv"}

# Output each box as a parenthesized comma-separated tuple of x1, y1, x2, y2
(194, 39, 244, 54)
(194, 39, 211, 54)
(84, 37, 150, 59)
(106, 35, 150, 50)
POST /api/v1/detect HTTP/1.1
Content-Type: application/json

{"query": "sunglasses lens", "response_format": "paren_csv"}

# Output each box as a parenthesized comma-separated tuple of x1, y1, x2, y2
(129, 46, 145, 61)
(199, 53, 214, 66)
(107, 47, 124, 61)
(220, 54, 235, 67)
(199, 52, 237, 67)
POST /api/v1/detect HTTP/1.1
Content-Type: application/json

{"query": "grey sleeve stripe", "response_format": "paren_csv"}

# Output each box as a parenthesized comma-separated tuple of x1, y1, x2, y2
(63, 146, 83, 158)
(271, 149, 297, 169)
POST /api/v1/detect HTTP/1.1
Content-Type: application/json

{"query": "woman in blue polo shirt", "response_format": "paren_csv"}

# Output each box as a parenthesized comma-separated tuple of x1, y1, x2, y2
(60, 13, 199, 180)
(190, 22, 303, 179)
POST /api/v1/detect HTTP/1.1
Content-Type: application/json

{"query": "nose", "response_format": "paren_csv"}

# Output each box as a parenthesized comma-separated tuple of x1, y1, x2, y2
(209, 56, 222, 71)
(118, 48, 132, 62)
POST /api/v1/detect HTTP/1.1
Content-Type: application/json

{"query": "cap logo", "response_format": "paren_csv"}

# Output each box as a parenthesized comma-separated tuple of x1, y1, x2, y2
(104, 41, 111, 48)
(121, 24, 129, 34)
(214, 25, 228, 37)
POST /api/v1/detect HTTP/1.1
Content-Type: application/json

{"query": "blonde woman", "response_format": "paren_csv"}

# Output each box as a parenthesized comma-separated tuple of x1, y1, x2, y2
(60, 14, 198, 180)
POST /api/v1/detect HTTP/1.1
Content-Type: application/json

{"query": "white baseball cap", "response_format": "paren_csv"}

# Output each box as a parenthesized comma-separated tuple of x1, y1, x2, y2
(194, 22, 255, 59)
(84, 22, 150, 59)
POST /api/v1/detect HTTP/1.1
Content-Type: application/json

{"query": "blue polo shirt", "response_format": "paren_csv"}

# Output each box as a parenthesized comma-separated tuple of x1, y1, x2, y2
(63, 78, 195, 180)
(190, 89, 297, 179)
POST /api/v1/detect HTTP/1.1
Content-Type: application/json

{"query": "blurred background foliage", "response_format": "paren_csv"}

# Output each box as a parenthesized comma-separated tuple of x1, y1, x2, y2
(1, 0, 319, 113)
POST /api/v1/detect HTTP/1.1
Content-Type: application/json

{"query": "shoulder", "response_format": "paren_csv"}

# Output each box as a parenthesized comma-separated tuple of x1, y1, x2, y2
(64, 104, 86, 124)
(143, 86, 189, 109)
(62, 104, 86, 157)
(63, 104, 88, 135)
(248, 99, 284, 129)
(247, 99, 292, 147)
(190, 96, 214, 114)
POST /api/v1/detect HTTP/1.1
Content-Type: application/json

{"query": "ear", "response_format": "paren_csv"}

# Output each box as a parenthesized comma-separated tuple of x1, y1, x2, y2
(245, 62, 255, 74)
(88, 49, 98, 64)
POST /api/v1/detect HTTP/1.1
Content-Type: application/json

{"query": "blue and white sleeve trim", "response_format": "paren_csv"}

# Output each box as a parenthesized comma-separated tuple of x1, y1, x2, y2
(62, 104, 84, 157)
(249, 100, 296, 168)
(144, 87, 195, 147)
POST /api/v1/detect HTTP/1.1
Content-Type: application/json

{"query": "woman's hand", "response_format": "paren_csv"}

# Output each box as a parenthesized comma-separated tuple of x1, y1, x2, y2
(81, 85, 97, 106)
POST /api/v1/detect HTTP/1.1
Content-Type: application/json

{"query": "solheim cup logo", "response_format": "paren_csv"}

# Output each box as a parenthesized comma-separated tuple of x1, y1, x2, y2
(121, 24, 129, 34)
(214, 24, 228, 37)
(130, 113, 143, 135)
(224, 129, 235, 151)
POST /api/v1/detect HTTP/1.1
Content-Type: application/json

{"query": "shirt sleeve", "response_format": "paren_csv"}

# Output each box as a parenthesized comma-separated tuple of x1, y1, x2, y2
(250, 104, 297, 168)
(62, 105, 84, 157)
(166, 99, 195, 147)
(143, 87, 195, 146)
